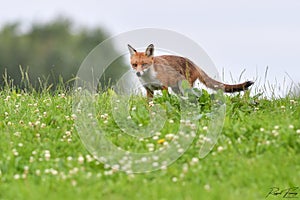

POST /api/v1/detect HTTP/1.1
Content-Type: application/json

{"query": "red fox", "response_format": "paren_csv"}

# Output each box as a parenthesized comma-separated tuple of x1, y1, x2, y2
(128, 44, 254, 98)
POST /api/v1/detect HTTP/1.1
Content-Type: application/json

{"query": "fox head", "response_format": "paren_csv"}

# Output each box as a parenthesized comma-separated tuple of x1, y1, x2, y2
(128, 44, 154, 77)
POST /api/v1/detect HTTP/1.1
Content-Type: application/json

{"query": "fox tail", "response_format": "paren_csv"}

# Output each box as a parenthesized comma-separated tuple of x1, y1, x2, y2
(196, 68, 254, 93)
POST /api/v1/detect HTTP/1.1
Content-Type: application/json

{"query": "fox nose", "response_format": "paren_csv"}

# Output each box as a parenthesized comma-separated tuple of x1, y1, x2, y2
(136, 72, 141, 77)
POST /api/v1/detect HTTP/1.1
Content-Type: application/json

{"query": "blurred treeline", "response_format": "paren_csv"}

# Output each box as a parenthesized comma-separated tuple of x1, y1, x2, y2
(0, 17, 128, 90)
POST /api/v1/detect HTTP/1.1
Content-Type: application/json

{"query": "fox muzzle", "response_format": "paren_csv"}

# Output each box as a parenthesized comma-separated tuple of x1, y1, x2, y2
(136, 71, 142, 77)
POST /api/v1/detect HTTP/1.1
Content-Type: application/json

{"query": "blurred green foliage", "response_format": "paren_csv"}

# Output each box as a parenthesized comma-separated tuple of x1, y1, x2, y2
(0, 17, 128, 90)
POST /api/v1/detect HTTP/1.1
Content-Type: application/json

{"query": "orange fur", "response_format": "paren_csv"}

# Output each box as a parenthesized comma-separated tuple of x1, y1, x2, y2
(128, 44, 254, 97)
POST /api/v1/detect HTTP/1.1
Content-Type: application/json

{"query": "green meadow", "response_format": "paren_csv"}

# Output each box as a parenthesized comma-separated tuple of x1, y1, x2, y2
(0, 81, 300, 200)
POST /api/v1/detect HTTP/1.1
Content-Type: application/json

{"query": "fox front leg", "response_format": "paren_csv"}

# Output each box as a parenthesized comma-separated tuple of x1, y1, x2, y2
(146, 87, 154, 98)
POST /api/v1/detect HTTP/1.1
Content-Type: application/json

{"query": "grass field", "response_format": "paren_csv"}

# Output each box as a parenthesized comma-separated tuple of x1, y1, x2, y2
(0, 82, 300, 200)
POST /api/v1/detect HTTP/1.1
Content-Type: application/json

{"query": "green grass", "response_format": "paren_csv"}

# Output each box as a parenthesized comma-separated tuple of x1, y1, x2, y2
(0, 85, 300, 200)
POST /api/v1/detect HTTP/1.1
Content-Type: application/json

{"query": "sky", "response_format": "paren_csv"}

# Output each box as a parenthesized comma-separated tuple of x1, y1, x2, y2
(1, 0, 300, 96)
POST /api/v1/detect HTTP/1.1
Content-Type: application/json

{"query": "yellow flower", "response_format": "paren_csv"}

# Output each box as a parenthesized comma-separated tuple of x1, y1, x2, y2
(157, 138, 165, 144)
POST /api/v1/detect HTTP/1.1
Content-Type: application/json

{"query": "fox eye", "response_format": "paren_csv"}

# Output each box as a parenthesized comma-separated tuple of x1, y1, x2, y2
(132, 64, 137, 68)
(142, 63, 147, 67)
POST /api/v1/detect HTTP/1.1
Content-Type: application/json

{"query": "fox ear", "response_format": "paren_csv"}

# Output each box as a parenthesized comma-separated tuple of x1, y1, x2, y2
(145, 44, 154, 57)
(128, 44, 137, 57)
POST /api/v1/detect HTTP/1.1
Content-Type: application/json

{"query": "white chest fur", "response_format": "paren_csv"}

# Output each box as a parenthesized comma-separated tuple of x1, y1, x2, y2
(138, 66, 162, 90)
